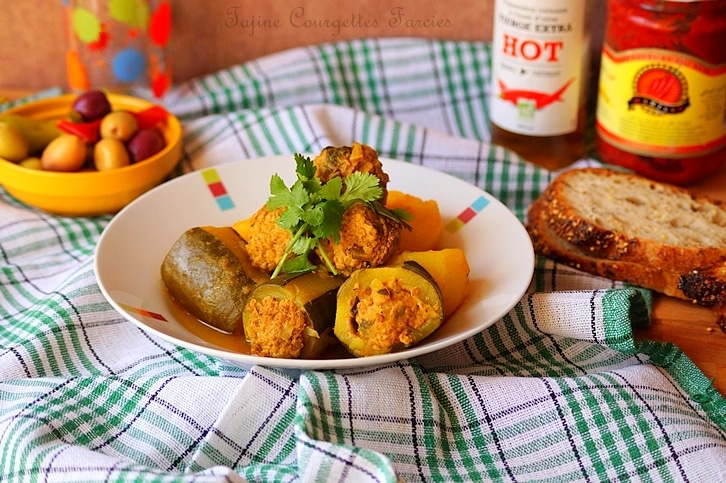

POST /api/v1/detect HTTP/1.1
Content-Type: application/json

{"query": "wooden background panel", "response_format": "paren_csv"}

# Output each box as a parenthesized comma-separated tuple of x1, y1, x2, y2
(0, 0, 492, 90)
(0, 1, 605, 91)
(0, 3, 68, 91)
(173, 0, 493, 81)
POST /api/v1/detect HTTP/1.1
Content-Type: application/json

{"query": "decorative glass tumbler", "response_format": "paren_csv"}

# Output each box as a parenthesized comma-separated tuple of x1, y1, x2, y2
(63, 0, 172, 98)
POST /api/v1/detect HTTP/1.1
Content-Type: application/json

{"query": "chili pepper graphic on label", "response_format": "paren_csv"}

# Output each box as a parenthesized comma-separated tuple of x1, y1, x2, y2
(627, 66, 689, 114)
(498, 78, 575, 109)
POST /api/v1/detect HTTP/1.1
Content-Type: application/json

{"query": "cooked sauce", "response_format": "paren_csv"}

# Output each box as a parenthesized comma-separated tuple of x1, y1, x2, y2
(168, 289, 352, 359)
(167, 293, 251, 353)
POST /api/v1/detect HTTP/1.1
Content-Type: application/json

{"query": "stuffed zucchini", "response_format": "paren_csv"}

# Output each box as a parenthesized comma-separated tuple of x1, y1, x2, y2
(161, 226, 269, 333)
(334, 261, 445, 357)
(242, 271, 344, 359)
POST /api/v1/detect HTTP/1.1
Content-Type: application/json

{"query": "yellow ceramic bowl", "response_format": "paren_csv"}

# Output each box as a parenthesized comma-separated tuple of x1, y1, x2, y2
(0, 93, 182, 217)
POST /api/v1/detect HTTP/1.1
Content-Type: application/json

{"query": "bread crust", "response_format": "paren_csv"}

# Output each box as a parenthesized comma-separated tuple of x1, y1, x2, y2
(537, 168, 726, 273)
(527, 174, 726, 308)
(678, 266, 726, 308)
(527, 197, 690, 301)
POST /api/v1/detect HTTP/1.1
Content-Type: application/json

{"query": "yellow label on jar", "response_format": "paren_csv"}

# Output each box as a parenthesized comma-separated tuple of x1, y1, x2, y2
(596, 44, 726, 158)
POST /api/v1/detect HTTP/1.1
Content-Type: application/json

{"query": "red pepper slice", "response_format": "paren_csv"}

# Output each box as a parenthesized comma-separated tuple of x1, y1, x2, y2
(57, 118, 102, 143)
(132, 106, 169, 130)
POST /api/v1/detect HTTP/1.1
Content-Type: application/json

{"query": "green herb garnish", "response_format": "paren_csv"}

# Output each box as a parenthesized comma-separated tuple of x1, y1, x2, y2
(266, 153, 410, 278)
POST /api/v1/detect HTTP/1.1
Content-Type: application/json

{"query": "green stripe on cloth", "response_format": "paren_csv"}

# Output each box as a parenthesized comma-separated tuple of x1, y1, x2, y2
(1, 37, 725, 482)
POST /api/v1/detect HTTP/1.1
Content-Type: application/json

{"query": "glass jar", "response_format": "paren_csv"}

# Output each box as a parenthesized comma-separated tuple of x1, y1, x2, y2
(595, 0, 726, 185)
(64, 0, 173, 99)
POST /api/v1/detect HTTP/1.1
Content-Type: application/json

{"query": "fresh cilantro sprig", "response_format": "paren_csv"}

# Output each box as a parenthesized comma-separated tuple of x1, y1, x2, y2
(266, 153, 410, 278)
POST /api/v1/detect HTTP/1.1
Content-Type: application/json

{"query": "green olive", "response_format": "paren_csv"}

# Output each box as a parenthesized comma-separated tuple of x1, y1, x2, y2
(100, 111, 138, 142)
(19, 157, 43, 170)
(93, 138, 131, 171)
(0, 121, 30, 162)
(41, 134, 87, 172)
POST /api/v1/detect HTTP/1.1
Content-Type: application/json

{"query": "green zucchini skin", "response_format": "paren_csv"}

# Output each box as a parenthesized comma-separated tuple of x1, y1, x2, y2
(242, 271, 344, 359)
(161, 226, 268, 333)
(334, 261, 445, 357)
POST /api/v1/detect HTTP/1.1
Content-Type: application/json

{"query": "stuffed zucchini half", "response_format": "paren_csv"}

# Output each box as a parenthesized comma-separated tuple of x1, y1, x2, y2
(161, 226, 269, 333)
(334, 261, 445, 357)
(242, 271, 344, 359)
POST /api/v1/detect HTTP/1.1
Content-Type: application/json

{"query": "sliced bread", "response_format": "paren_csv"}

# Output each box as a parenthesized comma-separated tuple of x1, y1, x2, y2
(534, 168, 726, 273)
(528, 196, 688, 301)
(526, 168, 726, 308)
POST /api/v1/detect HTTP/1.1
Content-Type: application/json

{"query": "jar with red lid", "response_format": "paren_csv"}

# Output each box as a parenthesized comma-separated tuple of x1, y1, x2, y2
(595, 0, 726, 185)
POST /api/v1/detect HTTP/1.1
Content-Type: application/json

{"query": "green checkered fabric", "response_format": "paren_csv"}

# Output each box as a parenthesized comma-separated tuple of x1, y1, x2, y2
(1, 38, 725, 483)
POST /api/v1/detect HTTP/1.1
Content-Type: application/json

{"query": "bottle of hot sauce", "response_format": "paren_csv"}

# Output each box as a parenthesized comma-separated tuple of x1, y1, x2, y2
(596, 0, 726, 185)
(489, 0, 592, 170)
